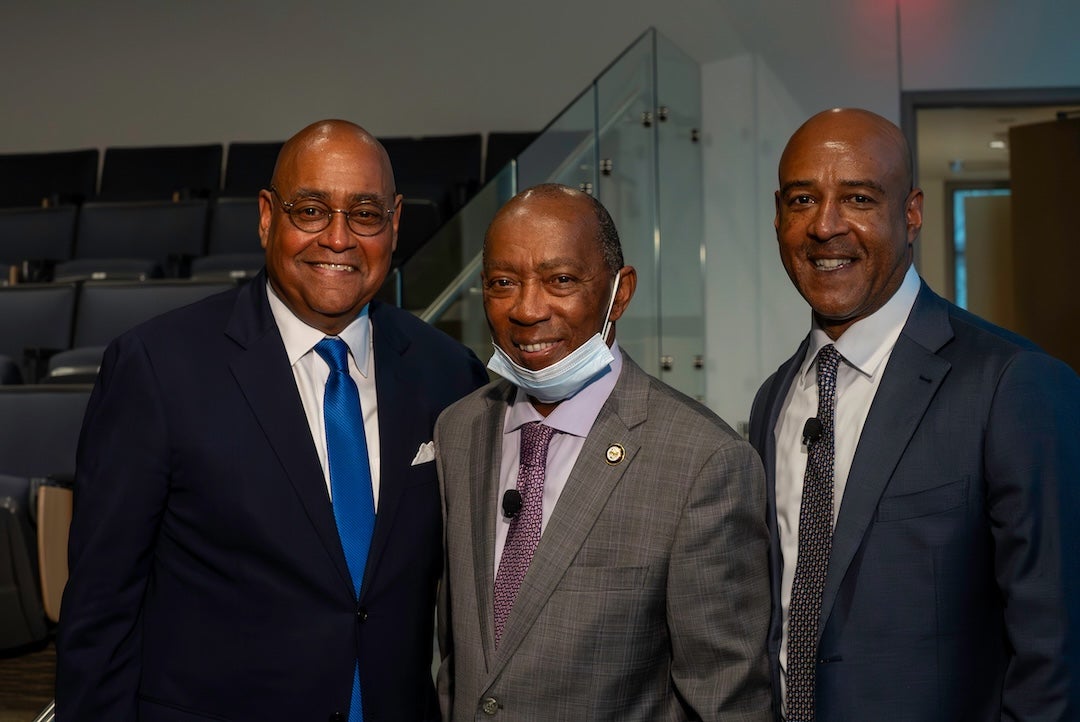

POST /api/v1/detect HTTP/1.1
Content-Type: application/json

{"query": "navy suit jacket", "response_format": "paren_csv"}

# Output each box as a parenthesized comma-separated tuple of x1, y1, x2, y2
(749, 282, 1080, 721)
(57, 273, 488, 721)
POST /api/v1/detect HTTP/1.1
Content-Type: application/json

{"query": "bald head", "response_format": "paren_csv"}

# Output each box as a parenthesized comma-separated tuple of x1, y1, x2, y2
(781, 108, 913, 192)
(272, 119, 396, 197)
(486, 183, 623, 274)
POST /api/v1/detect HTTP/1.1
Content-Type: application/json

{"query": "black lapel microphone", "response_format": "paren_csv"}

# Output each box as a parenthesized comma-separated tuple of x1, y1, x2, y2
(502, 489, 523, 518)
(802, 417, 823, 445)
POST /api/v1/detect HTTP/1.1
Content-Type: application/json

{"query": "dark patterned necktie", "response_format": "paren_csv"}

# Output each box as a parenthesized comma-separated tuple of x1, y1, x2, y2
(314, 337, 375, 722)
(493, 421, 555, 648)
(786, 344, 841, 722)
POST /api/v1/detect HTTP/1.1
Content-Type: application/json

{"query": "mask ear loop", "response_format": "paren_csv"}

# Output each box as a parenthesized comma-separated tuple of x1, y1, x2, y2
(600, 271, 622, 341)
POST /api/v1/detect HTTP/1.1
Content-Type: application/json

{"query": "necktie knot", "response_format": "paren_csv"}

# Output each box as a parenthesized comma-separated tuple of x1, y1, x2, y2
(315, 337, 350, 373)
(815, 344, 842, 426)
(519, 422, 555, 469)
(816, 344, 841, 384)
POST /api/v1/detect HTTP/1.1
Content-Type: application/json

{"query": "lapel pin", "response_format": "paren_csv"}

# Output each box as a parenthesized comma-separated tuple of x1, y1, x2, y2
(604, 443, 625, 465)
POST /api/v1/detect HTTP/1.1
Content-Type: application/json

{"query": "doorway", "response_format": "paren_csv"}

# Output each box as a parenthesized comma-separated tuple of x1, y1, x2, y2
(901, 89, 1080, 355)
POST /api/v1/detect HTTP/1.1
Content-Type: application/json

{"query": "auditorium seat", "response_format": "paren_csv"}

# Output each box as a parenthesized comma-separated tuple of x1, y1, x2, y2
(394, 197, 443, 267)
(45, 280, 235, 381)
(223, 142, 283, 197)
(0, 385, 90, 480)
(0, 205, 78, 269)
(207, 196, 261, 255)
(72, 199, 210, 276)
(0, 384, 92, 650)
(189, 196, 263, 282)
(0, 284, 77, 383)
(98, 144, 223, 202)
(189, 254, 263, 282)
(52, 257, 164, 283)
(380, 134, 482, 217)
(0, 149, 98, 208)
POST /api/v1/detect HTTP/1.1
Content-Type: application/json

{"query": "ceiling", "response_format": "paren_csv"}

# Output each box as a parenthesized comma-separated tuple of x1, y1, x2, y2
(915, 105, 1080, 182)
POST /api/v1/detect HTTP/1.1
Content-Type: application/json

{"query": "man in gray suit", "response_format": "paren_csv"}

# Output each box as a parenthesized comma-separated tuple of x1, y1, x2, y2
(750, 108, 1080, 721)
(435, 183, 772, 721)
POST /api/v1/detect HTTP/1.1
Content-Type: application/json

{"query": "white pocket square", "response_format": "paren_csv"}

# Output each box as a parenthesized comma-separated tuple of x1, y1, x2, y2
(411, 441, 435, 466)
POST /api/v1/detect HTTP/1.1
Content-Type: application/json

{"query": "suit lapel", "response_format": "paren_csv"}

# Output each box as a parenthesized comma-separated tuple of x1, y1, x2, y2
(819, 285, 953, 632)
(490, 354, 649, 670)
(360, 304, 417, 599)
(759, 339, 809, 657)
(226, 276, 353, 596)
(473, 383, 513, 667)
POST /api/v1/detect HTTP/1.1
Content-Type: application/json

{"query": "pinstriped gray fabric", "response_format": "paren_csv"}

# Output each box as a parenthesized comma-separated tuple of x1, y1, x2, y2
(435, 353, 773, 721)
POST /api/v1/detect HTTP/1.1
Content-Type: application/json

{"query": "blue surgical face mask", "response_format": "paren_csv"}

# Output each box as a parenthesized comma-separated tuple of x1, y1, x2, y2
(487, 274, 621, 404)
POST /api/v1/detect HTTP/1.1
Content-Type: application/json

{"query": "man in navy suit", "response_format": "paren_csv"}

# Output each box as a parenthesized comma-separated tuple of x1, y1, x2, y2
(56, 120, 488, 721)
(750, 108, 1080, 721)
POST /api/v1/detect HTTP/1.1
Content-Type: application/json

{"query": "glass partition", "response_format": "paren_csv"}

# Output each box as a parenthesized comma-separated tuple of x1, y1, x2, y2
(656, 33, 705, 399)
(392, 28, 705, 399)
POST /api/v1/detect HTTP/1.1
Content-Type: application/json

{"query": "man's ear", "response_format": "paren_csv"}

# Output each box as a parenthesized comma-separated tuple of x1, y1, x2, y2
(608, 266, 637, 322)
(258, 189, 273, 250)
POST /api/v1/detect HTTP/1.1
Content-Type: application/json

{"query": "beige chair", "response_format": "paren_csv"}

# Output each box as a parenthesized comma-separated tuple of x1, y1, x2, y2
(35, 484, 72, 624)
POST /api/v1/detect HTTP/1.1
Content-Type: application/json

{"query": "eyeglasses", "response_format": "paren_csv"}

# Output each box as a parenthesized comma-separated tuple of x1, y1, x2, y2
(269, 185, 395, 236)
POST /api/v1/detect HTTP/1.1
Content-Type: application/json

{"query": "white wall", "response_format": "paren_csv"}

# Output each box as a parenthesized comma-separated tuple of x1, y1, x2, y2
(0, 0, 746, 151)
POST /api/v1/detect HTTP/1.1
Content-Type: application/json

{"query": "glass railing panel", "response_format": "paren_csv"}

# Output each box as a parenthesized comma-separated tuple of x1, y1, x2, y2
(656, 32, 705, 400)
(515, 85, 598, 193)
(390, 163, 516, 362)
(595, 29, 660, 377)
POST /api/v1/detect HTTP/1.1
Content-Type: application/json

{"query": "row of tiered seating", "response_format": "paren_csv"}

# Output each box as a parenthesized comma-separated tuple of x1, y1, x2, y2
(0, 132, 539, 286)
(0, 382, 90, 650)
(0, 280, 234, 385)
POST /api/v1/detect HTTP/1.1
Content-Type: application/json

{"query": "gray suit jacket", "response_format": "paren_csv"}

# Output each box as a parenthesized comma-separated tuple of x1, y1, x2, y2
(436, 352, 773, 721)
(749, 282, 1080, 721)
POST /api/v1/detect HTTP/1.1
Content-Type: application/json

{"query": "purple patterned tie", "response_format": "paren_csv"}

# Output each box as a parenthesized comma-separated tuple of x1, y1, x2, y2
(786, 344, 841, 722)
(493, 421, 555, 648)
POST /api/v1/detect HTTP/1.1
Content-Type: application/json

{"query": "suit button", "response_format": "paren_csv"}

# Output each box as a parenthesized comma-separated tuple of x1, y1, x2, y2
(329, 713, 346, 722)
(356, 607, 368, 622)
(481, 697, 499, 716)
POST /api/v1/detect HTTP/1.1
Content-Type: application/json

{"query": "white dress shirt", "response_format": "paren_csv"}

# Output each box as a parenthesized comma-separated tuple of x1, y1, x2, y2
(774, 265, 920, 698)
(493, 342, 623, 577)
(266, 283, 382, 509)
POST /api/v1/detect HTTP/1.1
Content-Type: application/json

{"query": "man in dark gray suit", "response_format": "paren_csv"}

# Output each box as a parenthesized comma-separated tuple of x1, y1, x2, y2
(750, 108, 1080, 721)
(436, 183, 772, 721)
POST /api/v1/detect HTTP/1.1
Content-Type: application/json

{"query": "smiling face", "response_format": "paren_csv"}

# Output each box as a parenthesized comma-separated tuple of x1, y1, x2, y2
(774, 109, 923, 340)
(482, 187, 635, 377)
(259, 121, 401, 335)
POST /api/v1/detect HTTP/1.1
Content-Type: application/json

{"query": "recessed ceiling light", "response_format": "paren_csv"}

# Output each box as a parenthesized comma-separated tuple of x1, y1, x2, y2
(988, 140, 1007, 150)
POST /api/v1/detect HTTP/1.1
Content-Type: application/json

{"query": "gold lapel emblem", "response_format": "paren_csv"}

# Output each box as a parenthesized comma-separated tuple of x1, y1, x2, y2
(605, 443, 625, 465)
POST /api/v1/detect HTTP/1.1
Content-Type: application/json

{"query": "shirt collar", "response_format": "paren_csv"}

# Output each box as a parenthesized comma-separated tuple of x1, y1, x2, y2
(266, 280, 372, 375)
(504, 340, 623, 438)
(798, 264, 920, 387)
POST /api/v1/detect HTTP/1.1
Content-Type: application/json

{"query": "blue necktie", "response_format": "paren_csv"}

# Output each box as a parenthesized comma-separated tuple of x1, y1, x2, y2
(314, 337, 375, 722)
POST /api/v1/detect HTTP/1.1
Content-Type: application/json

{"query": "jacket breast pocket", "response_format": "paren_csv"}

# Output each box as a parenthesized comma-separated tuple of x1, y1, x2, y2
(558, 565, 648, 592)
(876, 476, 970, 522)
